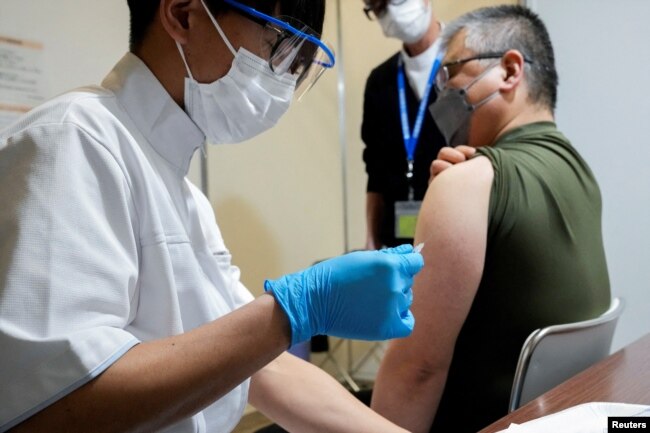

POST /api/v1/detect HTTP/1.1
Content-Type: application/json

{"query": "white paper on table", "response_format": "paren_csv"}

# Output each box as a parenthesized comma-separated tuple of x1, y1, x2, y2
(496, 402, 650, 433)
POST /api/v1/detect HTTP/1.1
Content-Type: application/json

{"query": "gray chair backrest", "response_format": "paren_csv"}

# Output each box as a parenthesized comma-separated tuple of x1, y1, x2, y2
(508, 297, 625, 412)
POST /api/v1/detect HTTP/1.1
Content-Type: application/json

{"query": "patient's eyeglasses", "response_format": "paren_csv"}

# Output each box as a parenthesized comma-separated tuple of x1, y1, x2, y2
(435, 52, 533, 91)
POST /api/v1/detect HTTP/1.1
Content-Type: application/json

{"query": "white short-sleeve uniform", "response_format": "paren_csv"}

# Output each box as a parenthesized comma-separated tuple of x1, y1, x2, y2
(0, 53, 255, 433)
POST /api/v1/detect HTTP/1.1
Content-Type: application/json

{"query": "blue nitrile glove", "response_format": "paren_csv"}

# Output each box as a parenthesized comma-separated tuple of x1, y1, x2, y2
(264, 244, 424, 347)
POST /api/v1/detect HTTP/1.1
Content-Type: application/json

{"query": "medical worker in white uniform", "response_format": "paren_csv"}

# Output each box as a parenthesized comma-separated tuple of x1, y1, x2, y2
(0, 0, 423, 432)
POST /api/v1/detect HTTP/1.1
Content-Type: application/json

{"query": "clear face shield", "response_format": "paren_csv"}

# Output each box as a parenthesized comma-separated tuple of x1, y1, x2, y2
(223, 0, 336, 99)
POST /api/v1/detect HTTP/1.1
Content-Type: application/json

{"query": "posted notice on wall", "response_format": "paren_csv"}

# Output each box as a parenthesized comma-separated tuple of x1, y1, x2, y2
(0, 35, 47, 130)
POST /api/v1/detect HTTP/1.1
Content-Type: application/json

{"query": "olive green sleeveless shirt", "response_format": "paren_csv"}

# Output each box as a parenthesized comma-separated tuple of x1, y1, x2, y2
(430, 122, 611, 433)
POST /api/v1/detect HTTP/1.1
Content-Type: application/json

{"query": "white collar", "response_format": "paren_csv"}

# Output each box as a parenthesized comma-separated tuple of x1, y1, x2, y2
(102, 53, 205, 176)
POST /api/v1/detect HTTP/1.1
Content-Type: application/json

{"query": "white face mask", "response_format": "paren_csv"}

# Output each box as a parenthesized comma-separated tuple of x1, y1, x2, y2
(177, 2, 297, 145)
(378, 0, 432, 44)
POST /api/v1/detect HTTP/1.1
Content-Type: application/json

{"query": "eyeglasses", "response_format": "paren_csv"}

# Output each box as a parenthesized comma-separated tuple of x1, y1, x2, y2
(435, 53, 504, 91)
(435, 52, 533, 91)
(222, 0, 336, 98)
(363, 0, 406, 21)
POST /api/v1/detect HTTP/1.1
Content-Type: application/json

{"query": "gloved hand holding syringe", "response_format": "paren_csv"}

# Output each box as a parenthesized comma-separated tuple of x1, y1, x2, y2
(265, 244, 424, 347)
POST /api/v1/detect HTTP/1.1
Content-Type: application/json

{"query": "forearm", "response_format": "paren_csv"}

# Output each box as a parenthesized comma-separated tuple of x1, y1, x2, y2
(371, 342, 449, 433)
(11, 294, 290, 433)
(250, 353, 409, 433)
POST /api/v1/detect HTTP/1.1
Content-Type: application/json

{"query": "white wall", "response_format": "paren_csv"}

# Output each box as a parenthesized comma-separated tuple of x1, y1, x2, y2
(527, 0, 650, 350)
(0, 0, 204, 194)
(0, 1, 129, 98)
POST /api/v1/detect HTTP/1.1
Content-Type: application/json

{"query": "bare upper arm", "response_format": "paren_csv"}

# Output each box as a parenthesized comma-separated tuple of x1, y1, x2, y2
(391, 155, 494, 367)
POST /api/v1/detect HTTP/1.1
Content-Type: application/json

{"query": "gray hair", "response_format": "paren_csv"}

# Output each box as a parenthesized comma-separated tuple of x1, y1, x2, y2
(440, 5, 558, 112)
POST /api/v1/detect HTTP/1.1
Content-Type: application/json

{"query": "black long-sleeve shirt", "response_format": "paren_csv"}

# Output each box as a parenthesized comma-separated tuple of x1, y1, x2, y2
(361, 53, 446, 247)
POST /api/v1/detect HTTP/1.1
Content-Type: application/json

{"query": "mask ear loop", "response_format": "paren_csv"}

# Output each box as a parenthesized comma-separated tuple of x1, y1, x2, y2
(192, 0, 238, 154)
(176, 41, 195, 80)
(472, 90, 499, 110)
(176, 41, 208, 157)
(463, 61, 501, 111)
(200, 0, 237, 57)
(176, 0, 236, 77)
(463, 61, 500, 91)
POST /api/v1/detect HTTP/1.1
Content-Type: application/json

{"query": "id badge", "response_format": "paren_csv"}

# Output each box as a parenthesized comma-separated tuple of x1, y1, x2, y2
(394, 200, 422, 239)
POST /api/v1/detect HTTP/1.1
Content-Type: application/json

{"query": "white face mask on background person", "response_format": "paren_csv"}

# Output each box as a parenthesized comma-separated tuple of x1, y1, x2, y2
(378, 0, 432, 44)
(177, 2, 297, 145)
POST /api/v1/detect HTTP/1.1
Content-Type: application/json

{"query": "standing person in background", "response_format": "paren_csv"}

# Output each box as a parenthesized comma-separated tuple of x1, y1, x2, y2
(371, 5, 611, 433)
(361, 0, 447, 250)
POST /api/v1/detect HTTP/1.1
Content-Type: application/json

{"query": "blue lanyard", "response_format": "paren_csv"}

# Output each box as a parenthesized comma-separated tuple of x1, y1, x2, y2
(397, 53, 443, 168)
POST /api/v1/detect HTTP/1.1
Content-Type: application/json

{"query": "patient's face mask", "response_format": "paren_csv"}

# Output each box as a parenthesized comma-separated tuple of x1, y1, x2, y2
(378, 0, 432, 44)
(177, 1, 296, 145)
(429, 62, 500, 147)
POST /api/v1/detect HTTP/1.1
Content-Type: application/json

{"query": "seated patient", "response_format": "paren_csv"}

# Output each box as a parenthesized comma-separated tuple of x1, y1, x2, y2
(371, 5, 611, 433)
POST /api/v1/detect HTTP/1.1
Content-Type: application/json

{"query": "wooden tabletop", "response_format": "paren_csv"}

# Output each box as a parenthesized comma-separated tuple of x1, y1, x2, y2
(478, 332, 650, 433)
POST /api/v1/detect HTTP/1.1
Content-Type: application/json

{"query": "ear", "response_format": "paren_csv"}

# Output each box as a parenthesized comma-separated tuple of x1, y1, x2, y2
(499, 49, 525, 92)
(160, 0, 193, 45)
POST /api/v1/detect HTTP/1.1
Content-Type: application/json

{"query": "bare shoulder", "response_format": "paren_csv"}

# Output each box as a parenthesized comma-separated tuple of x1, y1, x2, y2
(417, 155, 493, 240)
(427, 155, 494, 200)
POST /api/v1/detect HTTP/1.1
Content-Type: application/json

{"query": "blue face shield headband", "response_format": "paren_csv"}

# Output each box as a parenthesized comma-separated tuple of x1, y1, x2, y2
(222, 0, 336, 98)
